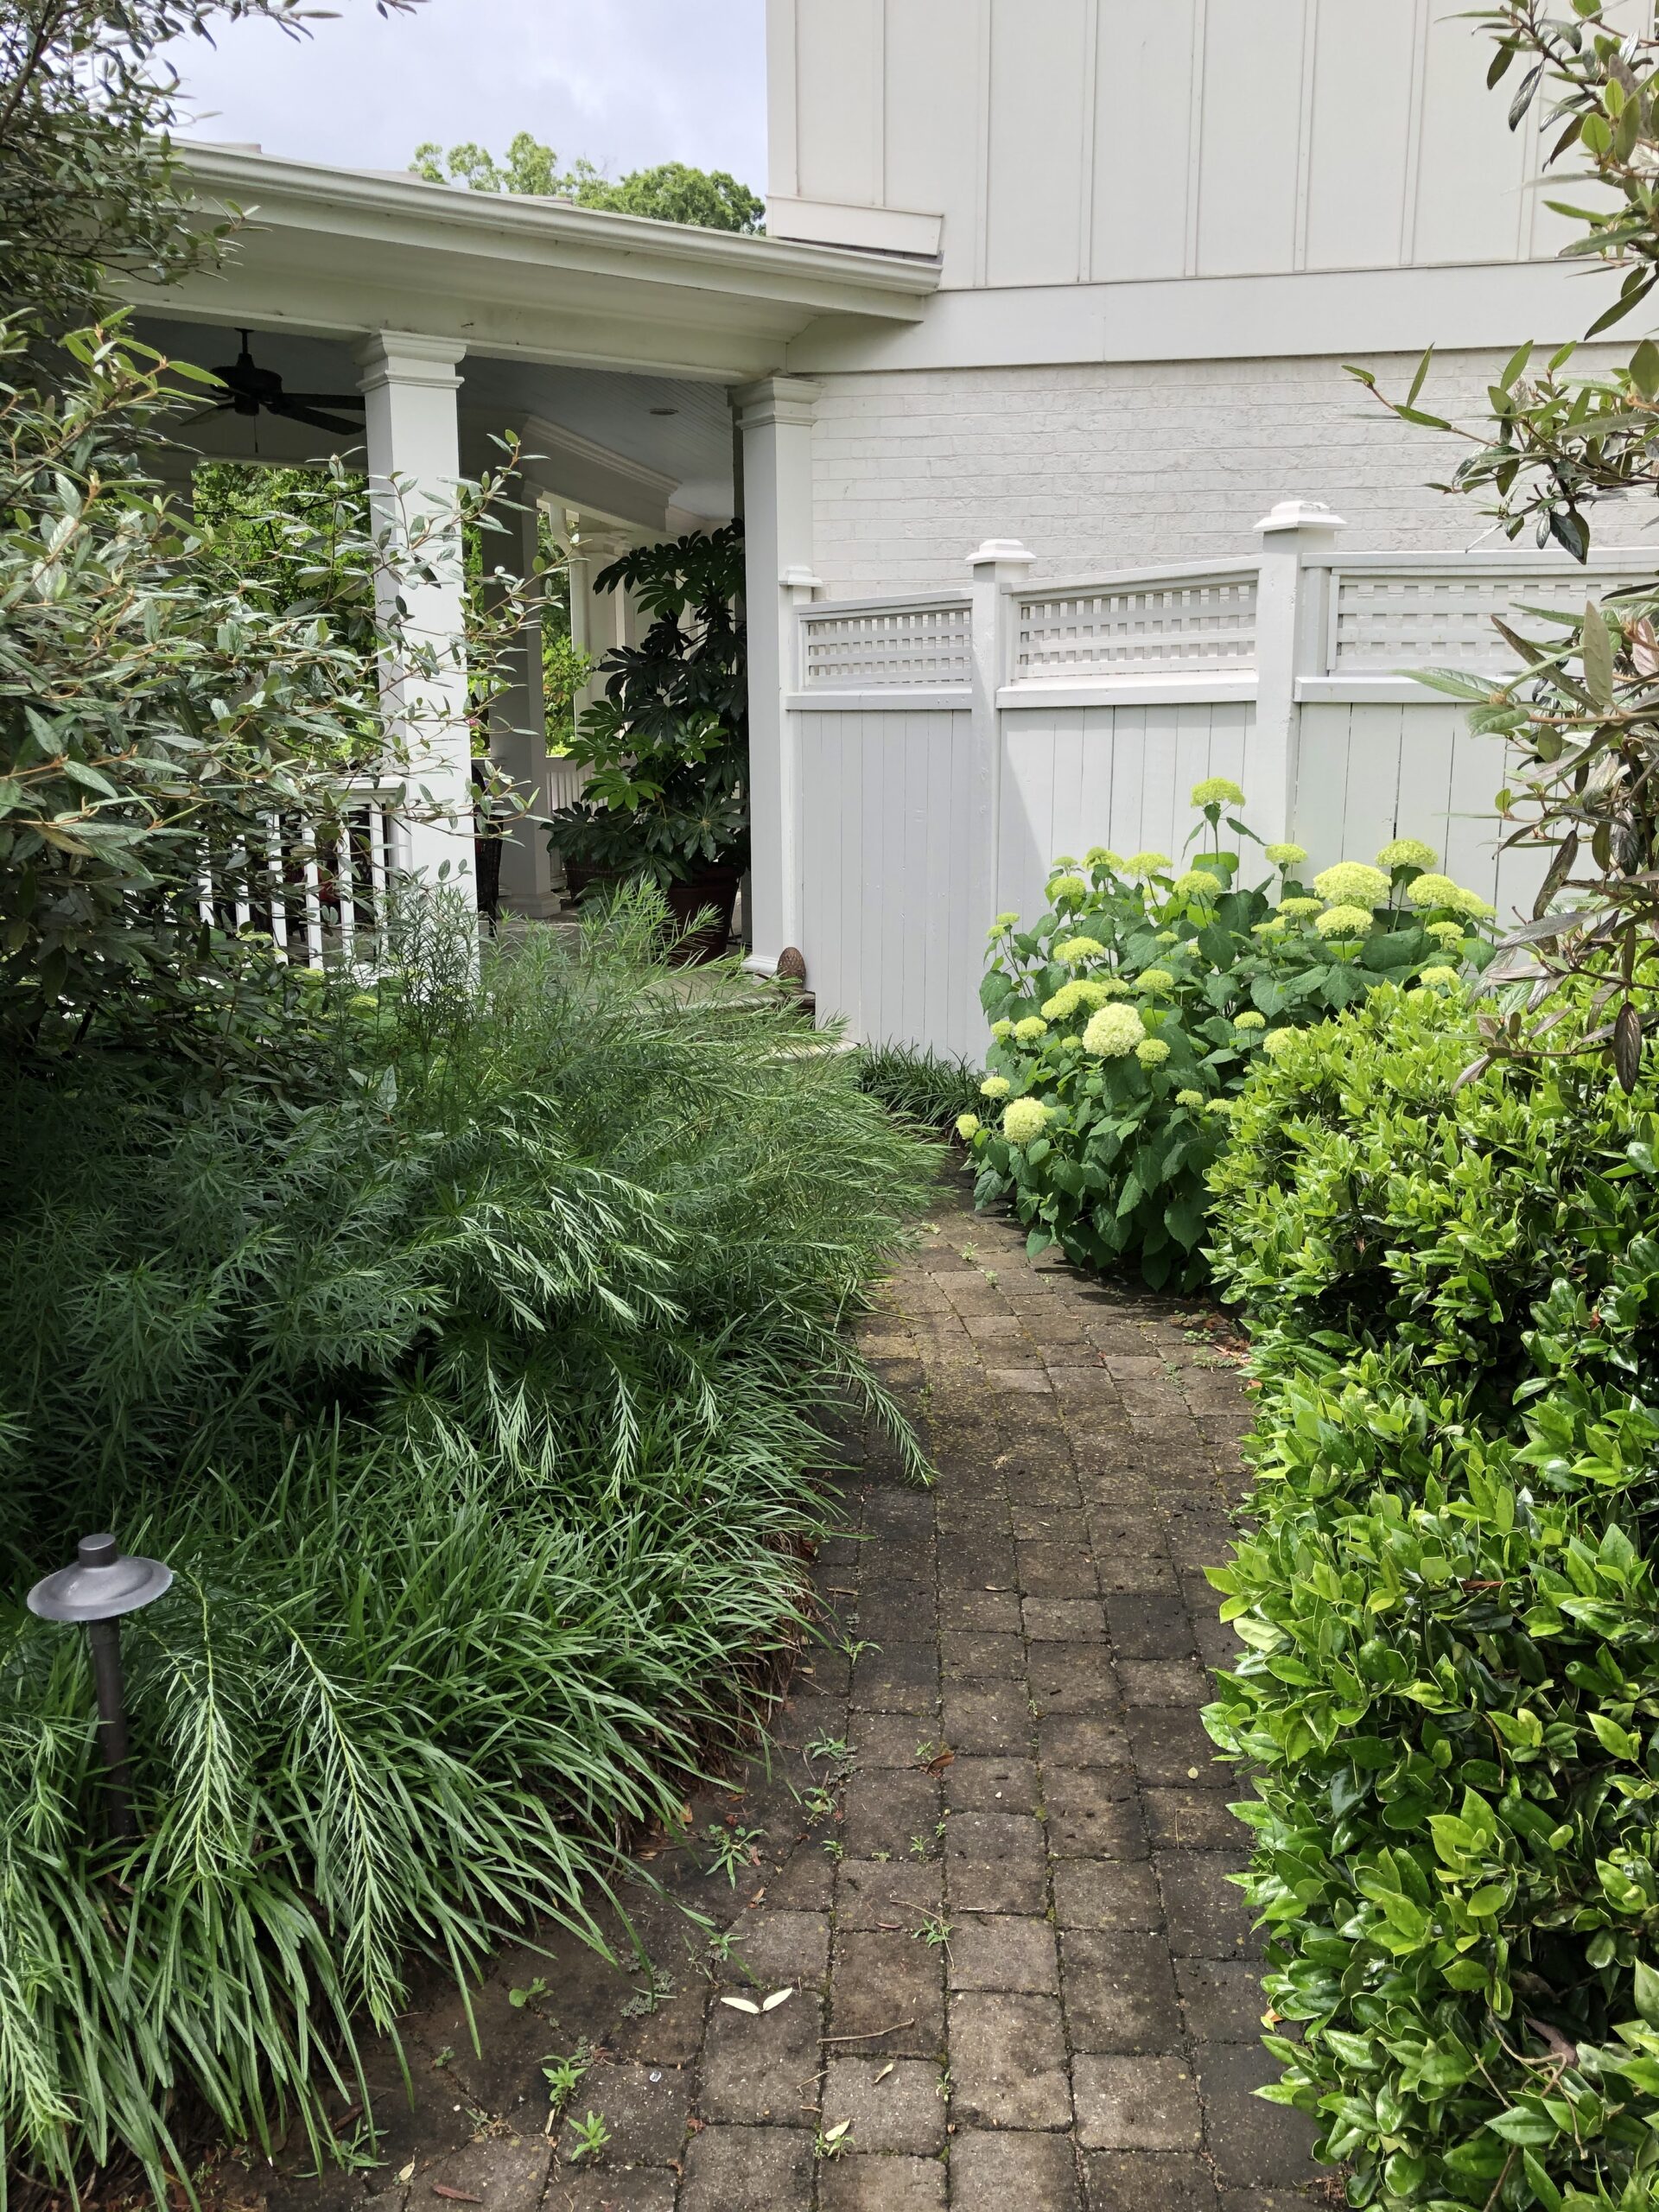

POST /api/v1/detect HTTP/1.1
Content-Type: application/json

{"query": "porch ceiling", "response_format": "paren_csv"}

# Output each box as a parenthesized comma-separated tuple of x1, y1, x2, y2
(127, 146, 940, 384)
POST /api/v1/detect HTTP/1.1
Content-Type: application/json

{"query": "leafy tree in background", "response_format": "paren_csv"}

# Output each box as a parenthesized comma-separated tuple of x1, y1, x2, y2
(1354, 2, 1659, 1088)
(411, 129, 765, 233)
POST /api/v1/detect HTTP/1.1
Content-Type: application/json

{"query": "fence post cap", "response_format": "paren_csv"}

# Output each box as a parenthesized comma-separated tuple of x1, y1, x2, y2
(967, 538, 1036, 571)
(1255, 499, 1348, 537)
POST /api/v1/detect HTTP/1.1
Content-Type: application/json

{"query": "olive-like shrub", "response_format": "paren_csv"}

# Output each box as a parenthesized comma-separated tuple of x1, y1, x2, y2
(1205, 981, 1659, 2210)
(965, 783, 1490, 1287)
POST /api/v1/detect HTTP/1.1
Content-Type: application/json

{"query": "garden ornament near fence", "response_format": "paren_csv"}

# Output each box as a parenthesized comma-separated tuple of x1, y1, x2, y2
(27, 1534, 172, 1841)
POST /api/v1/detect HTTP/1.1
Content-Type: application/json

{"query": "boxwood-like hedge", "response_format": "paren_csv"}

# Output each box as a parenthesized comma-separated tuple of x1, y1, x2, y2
(1205, 982, 1659, 2210)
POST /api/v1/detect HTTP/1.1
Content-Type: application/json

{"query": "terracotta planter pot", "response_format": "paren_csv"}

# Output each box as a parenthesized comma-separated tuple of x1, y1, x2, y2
(561, 862, 740, 964)
(664, 866, 741, 965)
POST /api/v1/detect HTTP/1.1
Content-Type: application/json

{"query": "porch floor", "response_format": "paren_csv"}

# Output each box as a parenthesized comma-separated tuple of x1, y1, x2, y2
(264, 1181, 1324, 2212)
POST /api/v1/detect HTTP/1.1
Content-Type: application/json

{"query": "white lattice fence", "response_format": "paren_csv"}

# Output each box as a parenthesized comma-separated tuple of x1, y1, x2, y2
(1015, 569, 1256, 680)
(1324, 559, 1652, 676)
(785, 535, 1659, 1057)
(798, 594, 972, 690)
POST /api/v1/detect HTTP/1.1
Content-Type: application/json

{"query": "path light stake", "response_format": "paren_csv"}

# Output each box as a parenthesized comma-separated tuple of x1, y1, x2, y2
(27, 1534, 173, 1842)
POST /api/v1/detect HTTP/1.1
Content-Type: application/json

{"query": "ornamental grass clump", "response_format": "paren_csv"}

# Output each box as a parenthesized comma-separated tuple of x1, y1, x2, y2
(0, 901, 935, 2195)
(972, 786, 1490, 1287)
(1204, 979, 1659, 2209)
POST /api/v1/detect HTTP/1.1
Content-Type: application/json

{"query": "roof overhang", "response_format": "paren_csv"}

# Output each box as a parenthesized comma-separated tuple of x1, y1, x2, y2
(128, 147, 941, 383)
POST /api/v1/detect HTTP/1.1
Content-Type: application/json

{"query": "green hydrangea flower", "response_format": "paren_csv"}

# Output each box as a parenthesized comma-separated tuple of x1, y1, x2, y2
(1417, 964, 1459, 988)
(1313, 861, 1390, 907)
(1172, 868, 1222, 899)
(1425, 920, 1466, 949)
(1315, 903, 1373, 938)
(1002, 1097, 1051, 1145)
(1234, 1011, 1266, 1030)
(990, 1018, 1014, 1040)
(992, 910, 1020, 929)
(1135, 1037, 1172, 1066)
(1376, 836, 1438, 873)
(1085, 846, 1122, 868)
(1205, 1096, 1239, 1116)
(956, 1113, 982, 1141)
(1082, 1002, 1147, 1058)
(980, 1075, 1011, 1099)
(1155, 929, 1179, 945)
(1263, 842, 1306, 868)
(1175, 1088, 1205, 1109)
(1014, 1015, 1048, 1042)
(1134, 968, 1175, 995)
(1277, 897, 1322, 919)
(1054, 935, 1103, 964)
(1252, 918, 1286, 937)
(1190, 776, 1246, 808)
(1046, 873, 1087, 904)
(1405, 872, 1466, 910)
(1261, 1027, 1295, 1058)
(1125, 850, 1172, 876)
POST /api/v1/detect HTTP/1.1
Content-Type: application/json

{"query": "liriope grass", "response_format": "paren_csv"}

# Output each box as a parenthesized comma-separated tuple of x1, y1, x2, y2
(0, 901, 937, 2195)
(855, 1039, 982, 1131)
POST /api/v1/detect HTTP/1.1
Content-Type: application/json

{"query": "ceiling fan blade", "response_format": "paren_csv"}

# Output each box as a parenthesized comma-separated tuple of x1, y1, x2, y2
(282, 391, 365, 410)
(268, 401, 366, 436)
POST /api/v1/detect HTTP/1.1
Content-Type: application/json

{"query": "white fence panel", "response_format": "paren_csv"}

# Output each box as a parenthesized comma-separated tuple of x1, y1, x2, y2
(786, 529, 1657, 1058)
(798, 705, 982, 1059)
(1294, 702, 1549, 924)
(999, 701, 1258, 923)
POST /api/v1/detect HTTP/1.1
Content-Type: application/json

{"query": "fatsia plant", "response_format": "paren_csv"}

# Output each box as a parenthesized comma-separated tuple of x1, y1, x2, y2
(549, 524, 748, 886)
(1350, 1, 1659, 1090)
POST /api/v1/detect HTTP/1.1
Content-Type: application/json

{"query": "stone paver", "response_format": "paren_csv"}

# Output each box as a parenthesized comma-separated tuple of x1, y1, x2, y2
(262, 1186, 1325, 2212)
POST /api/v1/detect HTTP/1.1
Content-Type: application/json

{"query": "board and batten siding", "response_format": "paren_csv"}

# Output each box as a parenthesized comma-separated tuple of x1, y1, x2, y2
(769, 0, 1648, 291)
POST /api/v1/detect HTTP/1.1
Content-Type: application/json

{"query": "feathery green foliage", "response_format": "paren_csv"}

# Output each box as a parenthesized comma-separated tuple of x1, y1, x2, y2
(1205, 982, 1659, 2208)
(0, 906, 934, 2193)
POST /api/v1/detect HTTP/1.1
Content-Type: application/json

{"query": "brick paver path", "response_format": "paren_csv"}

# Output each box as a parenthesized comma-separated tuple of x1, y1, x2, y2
(266, 1185, 1322, 2212)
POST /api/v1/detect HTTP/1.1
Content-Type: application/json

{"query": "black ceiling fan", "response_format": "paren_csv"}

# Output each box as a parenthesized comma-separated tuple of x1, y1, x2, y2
(191, 330, 365, 437)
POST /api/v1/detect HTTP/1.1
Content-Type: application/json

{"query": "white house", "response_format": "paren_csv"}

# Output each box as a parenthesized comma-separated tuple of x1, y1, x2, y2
(140, 1, 1652, 1055)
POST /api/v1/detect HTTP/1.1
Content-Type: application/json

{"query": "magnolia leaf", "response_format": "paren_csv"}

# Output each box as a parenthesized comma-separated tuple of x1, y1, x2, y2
(1581, 602, 1617, 707)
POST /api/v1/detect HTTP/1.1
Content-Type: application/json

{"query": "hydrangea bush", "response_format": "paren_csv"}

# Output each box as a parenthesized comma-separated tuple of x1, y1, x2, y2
(1205, 980, 1659, 2209)
(963, 783, 1493, 1287)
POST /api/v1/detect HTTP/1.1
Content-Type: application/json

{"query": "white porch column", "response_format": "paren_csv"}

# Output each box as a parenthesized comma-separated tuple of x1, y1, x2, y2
(1253, 499, 1347, 848)
(731, 375, 819, 973)
(354, 332, 475, 903)
(485, 486, 555, 916)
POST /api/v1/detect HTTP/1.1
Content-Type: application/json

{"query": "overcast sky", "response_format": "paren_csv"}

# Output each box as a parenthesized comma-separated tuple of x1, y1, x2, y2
(168, 0, 767, 188)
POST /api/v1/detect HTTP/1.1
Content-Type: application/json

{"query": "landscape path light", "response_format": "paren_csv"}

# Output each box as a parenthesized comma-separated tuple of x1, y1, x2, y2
(27, 1533, 173, 1841)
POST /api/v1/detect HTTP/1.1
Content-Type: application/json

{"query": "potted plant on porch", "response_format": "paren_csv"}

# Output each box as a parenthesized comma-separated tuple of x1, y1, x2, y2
(550, 521, 747, 961)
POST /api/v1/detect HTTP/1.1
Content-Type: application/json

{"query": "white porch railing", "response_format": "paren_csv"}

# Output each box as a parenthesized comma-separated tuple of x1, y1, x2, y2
(196, 787, 404, 973)
(785, 509, 1656, 1060)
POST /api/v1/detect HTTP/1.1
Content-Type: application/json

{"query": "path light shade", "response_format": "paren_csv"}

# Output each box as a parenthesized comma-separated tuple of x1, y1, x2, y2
(27, 1534, 173, 1841)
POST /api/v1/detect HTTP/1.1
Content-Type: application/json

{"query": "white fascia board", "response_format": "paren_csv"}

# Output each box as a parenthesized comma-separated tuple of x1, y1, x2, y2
(766, 195, 944, 259)
(171, 147, 939, 332)
(786, 255, 1623, 374)
(512, 413, 678, 534)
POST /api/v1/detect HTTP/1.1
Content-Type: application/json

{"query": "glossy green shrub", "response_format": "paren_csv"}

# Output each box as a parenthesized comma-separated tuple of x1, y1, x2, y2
(1205, 983, 1659, 2209)
(966, 787, 1490, 1288)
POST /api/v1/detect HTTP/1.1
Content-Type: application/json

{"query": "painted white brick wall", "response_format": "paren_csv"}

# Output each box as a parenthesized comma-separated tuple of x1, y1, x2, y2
(810, 350, 1650, 594)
